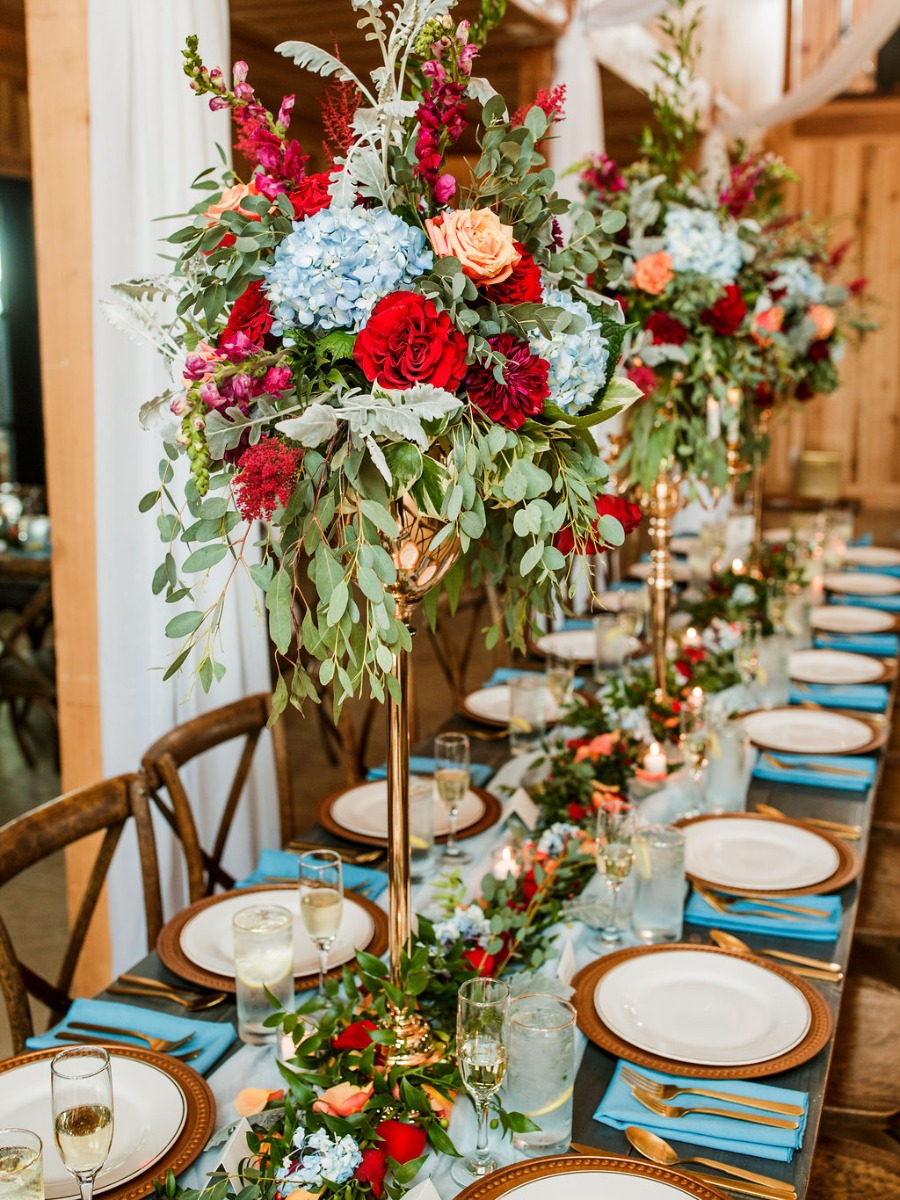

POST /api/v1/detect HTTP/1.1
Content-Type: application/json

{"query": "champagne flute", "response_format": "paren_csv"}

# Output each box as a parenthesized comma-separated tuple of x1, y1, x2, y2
(678, 705, 709, 818)
(545, 652, 575, 710)
(298, 849, 343, 993)
(735, 619, 761, 702)
(595, 801, 635, 945)
(435, 732, 471, 863)
(50, 1048, 113, 1200)
(452, 976, 510, 1185)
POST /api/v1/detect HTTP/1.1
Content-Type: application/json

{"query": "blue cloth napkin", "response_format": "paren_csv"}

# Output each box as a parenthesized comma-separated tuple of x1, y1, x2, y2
(594, 1061, 808, 1162)
(27, 997, 235, 1075)
(367, 757, 494, 787)
(752, 750, 876, 793)
(832, 592, 900, 612)
(236, 848, 388, 899)
(850, 533, 874, 547)
(482, 667, 586, 690)
(789, 682, 889, 712)
(847, 562, 900, 577)
(684, 889, 842, 941)
(561, 618, 593, 630)
(814, 632, 899, 656)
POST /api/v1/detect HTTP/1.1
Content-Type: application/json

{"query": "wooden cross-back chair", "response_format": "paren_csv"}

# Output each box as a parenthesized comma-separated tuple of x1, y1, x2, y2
(0, 567, 57, 766)
(423, 584, 502, 703)
(0, 773, 163, 1055)
(140, 693, 294, 903)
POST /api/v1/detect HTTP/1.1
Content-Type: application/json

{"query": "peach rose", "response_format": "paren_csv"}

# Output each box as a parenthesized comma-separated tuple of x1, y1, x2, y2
(632, 251, 673, 295)
(234, 1087, 284, 1118)
(808, 304, 836, 340)
(421, 1083, 456, 1124)
(574, 733, 614, 762)
(752, 304, 784, 346)
(205, 181, 260, 223)
(313, 1080, 374, 1117)
(425, 208, 520, 286)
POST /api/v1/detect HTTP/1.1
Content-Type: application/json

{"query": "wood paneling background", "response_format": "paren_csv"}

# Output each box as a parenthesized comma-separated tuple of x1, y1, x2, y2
(0, 0, 29, 178)
(765, 96, 900, 507)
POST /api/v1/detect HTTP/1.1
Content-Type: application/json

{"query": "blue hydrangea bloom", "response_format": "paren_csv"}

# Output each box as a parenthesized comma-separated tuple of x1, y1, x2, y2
(663, 207, 743, 283)
(262, 205, 433, 334)
(528, 284, 610, 415)
(536, 822, 582, 857)
(769, 257, 826, 305)
(434, 903, 492, 948)
(276, 1126, 362, 1193)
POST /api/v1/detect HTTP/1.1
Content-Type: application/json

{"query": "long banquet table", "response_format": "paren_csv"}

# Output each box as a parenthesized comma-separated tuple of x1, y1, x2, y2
(85, 648, 898, 1200)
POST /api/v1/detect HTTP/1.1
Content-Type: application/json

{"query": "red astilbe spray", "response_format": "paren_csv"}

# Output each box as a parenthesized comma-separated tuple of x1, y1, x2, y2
(233, 437, 303, 520)
(511, 84, 566, 128)
(319, 43, 362, 163)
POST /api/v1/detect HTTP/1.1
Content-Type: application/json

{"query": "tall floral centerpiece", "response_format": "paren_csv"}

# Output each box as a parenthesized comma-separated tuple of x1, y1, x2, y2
(111, 0, 641, 1058)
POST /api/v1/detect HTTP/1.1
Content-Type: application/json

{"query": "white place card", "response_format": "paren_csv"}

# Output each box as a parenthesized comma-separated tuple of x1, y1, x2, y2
(215, 1118, 254, 1183)
(504, 787, 539, 830)
(404, 1179, 442, 1200)
(556, 937, 577, 987)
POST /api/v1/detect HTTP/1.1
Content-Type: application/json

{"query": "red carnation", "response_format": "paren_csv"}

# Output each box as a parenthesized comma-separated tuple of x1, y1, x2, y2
(701, 285, 747, 336)
(626, 364, 658, 398)
(645, 312, 688, 345)
(465, 333, 550, 430)
(354, 1148, 387, 1198)
(331, 1019, 377, 1052)
(288, 171, 333, 220)
(233, 436, 302, 520)
(555, 493, 642, 556)
(219, 280, 273, 349)
(376, 1120, 428, 1165)
(568, 802, 588, 822)
(482, 244, 543, 305)
(353, 292, 468, 391)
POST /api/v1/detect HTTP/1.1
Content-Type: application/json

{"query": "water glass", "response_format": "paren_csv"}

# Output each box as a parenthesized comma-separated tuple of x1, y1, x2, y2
(784, 588, 813, 650)
(677, 706, 709, 818)
(756, 633, 790, 708)
(505, 994, 577, 1157)
(435, 732, 471, 861)
(409, 776, 436, 881)
(632, 825, 686, 943)
(592, 614, 629, 681)
(452, 977, 510, 1185)
(233, 904, 295, 1041)
(50, 1047, 114, 1200)
(0, 1130, 42, 1200)
(545, 653, 575, 710)
(705, 722, 751, 813)
(508, 676, 546, 756)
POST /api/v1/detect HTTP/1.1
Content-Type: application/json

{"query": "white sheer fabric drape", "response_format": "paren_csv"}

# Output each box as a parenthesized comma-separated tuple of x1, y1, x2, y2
(89, 0, 277, 971)
(550, 14, 605, 205)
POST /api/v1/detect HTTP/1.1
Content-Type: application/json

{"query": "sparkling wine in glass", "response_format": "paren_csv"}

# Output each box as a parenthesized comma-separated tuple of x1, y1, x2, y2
(435, 732, 471, 863)
(298, 849, 343, 993)
(51, 1047, 114, 1200)
(735, 620, 761, 701)
(595, 801, 636, 945)
(452, 976, 510, 1186)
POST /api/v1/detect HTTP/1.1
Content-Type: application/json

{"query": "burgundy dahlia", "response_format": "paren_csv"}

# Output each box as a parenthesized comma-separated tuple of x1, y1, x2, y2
(701, 285, 747, 337)
(465, 333, 550, 430)
(645, 311, 689, 345)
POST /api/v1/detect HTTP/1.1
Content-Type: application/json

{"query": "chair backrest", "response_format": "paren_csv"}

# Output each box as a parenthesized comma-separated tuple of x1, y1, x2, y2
(140, 693, 293, 903)
(0, 773, 163, 1054)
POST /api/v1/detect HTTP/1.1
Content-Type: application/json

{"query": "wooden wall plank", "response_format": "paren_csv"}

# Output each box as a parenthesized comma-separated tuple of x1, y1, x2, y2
(23, 0, 108, 993)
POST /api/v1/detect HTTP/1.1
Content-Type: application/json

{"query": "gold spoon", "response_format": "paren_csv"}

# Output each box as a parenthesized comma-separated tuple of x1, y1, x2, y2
(753, 802, 861, 840)
(625, 1127, 798, 1198)
(710, 930, 843, 981)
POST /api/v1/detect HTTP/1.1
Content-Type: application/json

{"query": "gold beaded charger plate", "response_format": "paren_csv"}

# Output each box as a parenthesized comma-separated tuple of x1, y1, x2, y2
(738, 706, 886, 755)
(157, 883, 388, 993)
(454, 1154, 728, 1199)
(572, 945, 832, 1079)
(674, 813, 861, 897)
(459, 683, 566, 728)
(318, 780, 501, 847)
(811, 604, 898, 633)
(0, 1045, 214, 1200)
(788, 647, 894, 685)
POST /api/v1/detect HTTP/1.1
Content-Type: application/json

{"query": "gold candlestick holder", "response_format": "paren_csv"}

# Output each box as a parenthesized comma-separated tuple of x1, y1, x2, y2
(749, 407, 773, 555)
(640, 463, 682, 700)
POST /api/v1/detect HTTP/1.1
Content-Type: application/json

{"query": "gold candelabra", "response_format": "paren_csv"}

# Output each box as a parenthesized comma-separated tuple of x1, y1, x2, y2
(640, 463, 682, 700)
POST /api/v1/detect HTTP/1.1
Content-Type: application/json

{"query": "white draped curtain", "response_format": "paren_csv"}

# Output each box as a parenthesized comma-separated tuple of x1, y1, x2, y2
(88, 0, 277, 972)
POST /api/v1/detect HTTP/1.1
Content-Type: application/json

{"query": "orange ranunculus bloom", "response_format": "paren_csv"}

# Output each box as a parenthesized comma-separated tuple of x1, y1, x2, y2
(425, 208, 521, 286)
(574, 733, 614, 762)
(808, 303, 836, 340)
(205, 181, 260, 223)
(752, 304, 784, 346)
(632, 251, 673, 295)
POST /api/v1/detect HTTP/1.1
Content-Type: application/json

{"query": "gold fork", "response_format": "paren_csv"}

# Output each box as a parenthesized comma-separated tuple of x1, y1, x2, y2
(632, 1087, 799, 1130)
(754, 801, 861, 840)
(54, 1031, 201, 1060)
(619, 1065, 804, 1116)
(693, 883, 828, 920)
(760, 751, 868, 779)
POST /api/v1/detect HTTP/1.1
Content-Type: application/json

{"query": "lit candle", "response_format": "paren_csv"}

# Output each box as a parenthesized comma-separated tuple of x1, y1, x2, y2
(688, 685, 705, 713)
(706, 395, 721, 439)
(682, 625, 702, 649)
(643, 741, 668, 777)
(731, 557, 745, 575)
(492, 845, 520, 880)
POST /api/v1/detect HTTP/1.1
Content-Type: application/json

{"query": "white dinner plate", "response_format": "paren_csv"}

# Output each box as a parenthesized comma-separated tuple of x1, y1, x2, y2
(0, 1054, 186, 1199)
(789, 647, 886, 684)
(180, 887, 374, 979)
(739, 707, 875, 754)
(670, 535, 702, 557)
(490, 1168, 704, 1199)
(683, 816, 840, 891)
(811, 605, 896, 633)
(534, 628, 595, 662)
(594, 949, 811, 1066)
(762, 526, 793, 544)
(594, 589, 646, 613)
(628, 560, 693, 583)
(329, 778, 485, 839)
(842, 545, 900, 568)
(461, 684, 564, 726)
(823, 571, 900, 596)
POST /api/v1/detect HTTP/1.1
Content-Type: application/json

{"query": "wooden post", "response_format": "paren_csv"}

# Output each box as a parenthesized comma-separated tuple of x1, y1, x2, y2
(24, 0, 109, 992)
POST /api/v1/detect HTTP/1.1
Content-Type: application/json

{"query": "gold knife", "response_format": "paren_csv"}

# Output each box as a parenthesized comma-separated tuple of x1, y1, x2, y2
(53, 1031, 201, 1060)
(568, 1145, 796, 1200)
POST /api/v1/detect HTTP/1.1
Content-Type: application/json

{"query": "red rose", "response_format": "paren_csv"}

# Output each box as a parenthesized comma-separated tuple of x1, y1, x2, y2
(796, 379, 815, 401)
(701, 285, 747, 336)
(462, 947, 497, 976)
(376, 1120, 428, 1165)
(288, 171, 333, 219)
(808, 340, 831, 363)
(554, 493, 642, 556)
(568, 802, 588, 822)
(354, 1148, 387, 1198)
(645, 312, 688, 345)
(331, 1018, 377, 1052)
(354, 291, 468, 391)
(482, 244, 543, 305)
(521, 869, 539, 903)
(465, 332, 550, 430)
(626, 364, 658, 398)
(219, 280, 274, 349)
(754, 381, 775, 410)
(683, 646, 705, 664)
